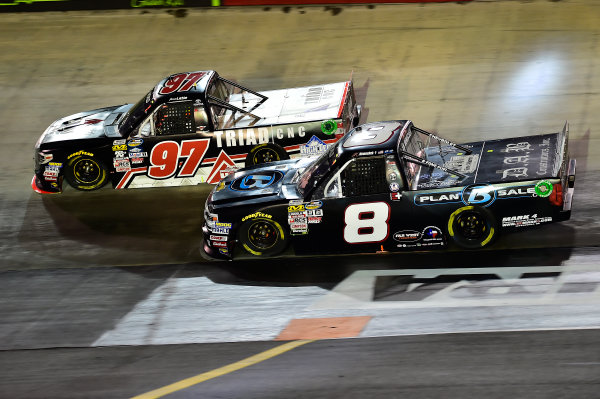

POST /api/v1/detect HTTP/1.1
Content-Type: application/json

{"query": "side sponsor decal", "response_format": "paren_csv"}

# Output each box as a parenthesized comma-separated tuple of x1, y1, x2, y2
(415, 183, 538, 206)
(393, 226, 444, 249)
(501, 214, 552, 228)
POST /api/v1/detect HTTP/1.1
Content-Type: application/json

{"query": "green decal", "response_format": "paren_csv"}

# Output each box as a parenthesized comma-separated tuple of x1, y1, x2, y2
(535, 180, 553, 197)
(321, 120, 337, 135)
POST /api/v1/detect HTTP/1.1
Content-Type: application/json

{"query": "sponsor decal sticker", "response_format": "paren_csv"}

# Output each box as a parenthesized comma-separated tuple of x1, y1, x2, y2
(301, 136, 328, 156)
(389, 182, 400, 193)
(321, 119, 337, 135)
(210, 235, 228, 241)
(114, 159, 131, 172)
(127, 138, 143, 147)
(113, 139, 126, 146)
(211, 241, 228, 248)
(112, 144, 127, 151)
(390, 192, 402, 201)
(535, 180, 553, 198)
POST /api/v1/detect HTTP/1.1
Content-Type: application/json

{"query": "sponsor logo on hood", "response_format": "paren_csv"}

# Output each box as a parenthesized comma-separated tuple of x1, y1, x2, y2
(230, 170, 284, 191)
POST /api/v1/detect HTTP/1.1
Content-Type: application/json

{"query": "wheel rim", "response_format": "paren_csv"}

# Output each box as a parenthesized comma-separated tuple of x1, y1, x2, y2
(248, 220, 279, 250)
(73, 159, 101, 184)
(253, 148, 279, 164)
(456, 211, 487, 240)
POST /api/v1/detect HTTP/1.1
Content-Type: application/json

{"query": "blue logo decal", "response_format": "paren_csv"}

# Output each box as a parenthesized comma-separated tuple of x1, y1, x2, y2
(230, 170, 284, 191)
(461, 184, 496, 207)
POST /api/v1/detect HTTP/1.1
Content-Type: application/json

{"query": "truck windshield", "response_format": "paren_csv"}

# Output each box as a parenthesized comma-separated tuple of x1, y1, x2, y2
(118, 90, 153, 136)
(296, 145, 337, 197)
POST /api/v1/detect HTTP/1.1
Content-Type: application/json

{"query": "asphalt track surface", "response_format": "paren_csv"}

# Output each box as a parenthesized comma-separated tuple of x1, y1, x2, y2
(1, 1, 600, 398)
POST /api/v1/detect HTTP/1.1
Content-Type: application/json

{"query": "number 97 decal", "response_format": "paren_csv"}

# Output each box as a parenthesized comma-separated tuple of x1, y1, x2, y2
(344, 202, 390, 244)
(148, 139, 210, 179)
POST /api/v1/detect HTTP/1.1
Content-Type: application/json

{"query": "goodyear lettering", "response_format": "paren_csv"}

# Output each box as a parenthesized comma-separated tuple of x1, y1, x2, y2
(68, 150, 93, 159)
(242, 212, 272, 222)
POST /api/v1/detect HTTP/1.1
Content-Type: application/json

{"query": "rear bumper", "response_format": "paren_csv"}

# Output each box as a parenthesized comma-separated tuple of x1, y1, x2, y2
(563, 158, 576, 212)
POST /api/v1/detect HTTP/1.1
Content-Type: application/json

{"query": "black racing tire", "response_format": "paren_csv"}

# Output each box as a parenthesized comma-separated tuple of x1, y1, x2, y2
(245, 143, 289, 167)
(64, 154, 109, 191)
(238, 217, 288, 257)
(447, 206, 497, 249)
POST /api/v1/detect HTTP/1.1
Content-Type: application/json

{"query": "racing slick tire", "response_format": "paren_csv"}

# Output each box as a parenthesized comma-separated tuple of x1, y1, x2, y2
(245, 143, 289, 167)
(238, 217, 288, 257)
(64, 154, 109, 191)
(448, 206, 497, 249)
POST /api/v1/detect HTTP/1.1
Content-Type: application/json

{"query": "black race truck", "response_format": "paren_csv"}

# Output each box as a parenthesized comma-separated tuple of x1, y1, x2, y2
(202, 120, 575, 259)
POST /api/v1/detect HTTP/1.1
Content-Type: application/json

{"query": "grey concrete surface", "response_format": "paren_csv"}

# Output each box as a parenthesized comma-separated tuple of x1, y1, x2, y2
(1, 329, 599, 399)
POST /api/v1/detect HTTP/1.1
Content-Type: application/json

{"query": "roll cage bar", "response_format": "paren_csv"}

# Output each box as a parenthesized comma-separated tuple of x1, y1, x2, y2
(397, 124, 473, 179)
(206, 77, 269, 126)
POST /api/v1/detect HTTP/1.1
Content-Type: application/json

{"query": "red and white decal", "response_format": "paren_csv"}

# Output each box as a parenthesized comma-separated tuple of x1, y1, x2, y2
(206, 150, 237, 184)
(116, 167, 148, 189)
(343, 202, 390, 244)
(148, 139, 210, 179)
(336, 81, 350, 118)
(159, 72, 206, 95)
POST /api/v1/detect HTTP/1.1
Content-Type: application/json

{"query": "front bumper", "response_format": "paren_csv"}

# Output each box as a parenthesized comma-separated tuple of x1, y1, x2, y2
(201, 223, 233, 260)
(31, 174, 62, 194)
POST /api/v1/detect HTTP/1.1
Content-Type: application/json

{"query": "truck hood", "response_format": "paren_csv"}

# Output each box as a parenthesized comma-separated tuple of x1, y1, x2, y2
(36, 105, 129, 147)
(416, 133, 560, 189)
(229, 81, 349, 125)
(210, 157, 315, 208)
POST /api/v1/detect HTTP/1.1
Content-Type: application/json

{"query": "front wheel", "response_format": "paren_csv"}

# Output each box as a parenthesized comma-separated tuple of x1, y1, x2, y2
(448, 206, 497, 249)
(245, 143, 289, 167)
(64, 154, 109, 191)
(238, 217, 288, 256)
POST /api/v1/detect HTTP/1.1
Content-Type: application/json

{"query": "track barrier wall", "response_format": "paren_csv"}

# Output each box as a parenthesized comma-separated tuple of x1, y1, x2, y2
(1, 0, 471, 13)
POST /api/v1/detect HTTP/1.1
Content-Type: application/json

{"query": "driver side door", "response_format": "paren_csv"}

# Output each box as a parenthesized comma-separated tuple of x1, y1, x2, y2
(291, 154, 408, 255)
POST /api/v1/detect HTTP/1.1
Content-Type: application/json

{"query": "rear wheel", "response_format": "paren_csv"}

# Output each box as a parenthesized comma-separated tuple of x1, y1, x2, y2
(448, 206, 497, 249)
(245, 143, 289, 167)
(64, 154, 108, 191)
(238, 217, 288, 256)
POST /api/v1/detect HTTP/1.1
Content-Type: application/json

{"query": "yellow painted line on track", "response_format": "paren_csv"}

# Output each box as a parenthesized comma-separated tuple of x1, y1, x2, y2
(130, 339, 314, 399)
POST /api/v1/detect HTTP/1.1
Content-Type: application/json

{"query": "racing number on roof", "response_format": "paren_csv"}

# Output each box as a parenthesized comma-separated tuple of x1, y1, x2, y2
(159, 72, 205, 95)
(344, 202, 390, 244)
(148, 138, 210, 179)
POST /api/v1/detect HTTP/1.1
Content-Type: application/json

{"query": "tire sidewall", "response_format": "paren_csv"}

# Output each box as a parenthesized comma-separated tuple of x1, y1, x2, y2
(238, 217, 288, 256)
(448, 206, 497, 249)
(65, 154, 108, 191)
(245, 143, 289, 167)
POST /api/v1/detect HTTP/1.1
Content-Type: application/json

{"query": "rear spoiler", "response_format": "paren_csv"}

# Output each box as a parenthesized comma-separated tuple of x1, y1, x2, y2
(552, 121, 569, 177)
(554, 121, 576, 211)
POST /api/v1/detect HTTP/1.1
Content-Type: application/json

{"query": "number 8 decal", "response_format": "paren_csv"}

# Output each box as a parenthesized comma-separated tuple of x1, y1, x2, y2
(344, 202, 390, 244)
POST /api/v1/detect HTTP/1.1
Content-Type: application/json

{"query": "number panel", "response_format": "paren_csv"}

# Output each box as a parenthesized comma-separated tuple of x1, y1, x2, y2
(343, 202, 390, 244)
(148, 139, 210, 179)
